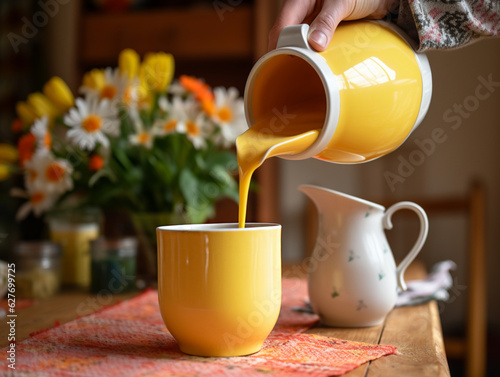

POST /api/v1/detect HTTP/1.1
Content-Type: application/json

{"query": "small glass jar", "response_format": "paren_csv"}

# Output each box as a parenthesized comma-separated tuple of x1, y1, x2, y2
(47, 208, 102, 288)
(14, 241, 62, 299)
(90, 237, 137, 294)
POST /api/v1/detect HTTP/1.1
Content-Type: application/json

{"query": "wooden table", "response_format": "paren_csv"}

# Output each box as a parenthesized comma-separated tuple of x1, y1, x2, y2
(1, 261, 450, 376)
(283, 261, 450, 376)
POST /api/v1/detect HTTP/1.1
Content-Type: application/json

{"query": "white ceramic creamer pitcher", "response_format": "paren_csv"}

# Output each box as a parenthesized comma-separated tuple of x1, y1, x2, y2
(299, 185, 429, 327)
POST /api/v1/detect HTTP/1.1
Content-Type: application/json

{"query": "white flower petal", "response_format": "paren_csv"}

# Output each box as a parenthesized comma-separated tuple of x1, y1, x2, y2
(177, 121, 187, 134)
(10, 188, 28, 199)
(76, 98, 88, 117)
(95, 132, 109, 148)
(16, 202, 32, 221)
(228, 87, 239, 101)
(158, 96, 169, 112)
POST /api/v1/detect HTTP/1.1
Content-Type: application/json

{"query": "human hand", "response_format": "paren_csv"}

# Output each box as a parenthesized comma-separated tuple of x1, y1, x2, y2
(269, 0, 396, 51)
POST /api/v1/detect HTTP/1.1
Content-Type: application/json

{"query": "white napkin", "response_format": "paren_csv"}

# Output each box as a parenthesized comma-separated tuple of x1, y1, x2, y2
(396, 260, 457, 307)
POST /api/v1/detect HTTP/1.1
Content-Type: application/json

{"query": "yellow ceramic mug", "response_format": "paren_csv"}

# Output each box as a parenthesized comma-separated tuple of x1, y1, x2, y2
(156, 223, 281, 357)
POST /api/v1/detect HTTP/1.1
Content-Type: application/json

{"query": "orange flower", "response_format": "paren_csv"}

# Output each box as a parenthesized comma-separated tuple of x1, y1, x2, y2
(186, 121, 200, 136)
(45, 162, 66, 183)
(89, 154, 104, 171)
(179, 75, 214, 108)
(30, 191, 46, 206)
(201, 99, 215, 116)
(11, 118, 24, 133)
(43, 132, 52, 149)
(17, 133, 36, 166)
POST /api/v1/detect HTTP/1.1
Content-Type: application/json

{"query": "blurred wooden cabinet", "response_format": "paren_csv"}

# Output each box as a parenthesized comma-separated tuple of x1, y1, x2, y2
(76, 0, 282, 223)
(80, 6, 253, 65)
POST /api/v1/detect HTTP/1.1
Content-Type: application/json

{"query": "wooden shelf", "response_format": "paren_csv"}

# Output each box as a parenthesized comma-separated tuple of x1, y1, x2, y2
(80, 5, 254, 66)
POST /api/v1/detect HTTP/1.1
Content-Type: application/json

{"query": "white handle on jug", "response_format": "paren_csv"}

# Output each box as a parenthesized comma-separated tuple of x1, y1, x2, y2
(382, 201, 429, 291)
(266, 23, 340, 160)
(276, 24, 313, 50)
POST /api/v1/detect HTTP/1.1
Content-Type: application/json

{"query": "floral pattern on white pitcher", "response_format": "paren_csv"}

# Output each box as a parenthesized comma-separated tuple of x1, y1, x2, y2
(300, 185, 428, 327)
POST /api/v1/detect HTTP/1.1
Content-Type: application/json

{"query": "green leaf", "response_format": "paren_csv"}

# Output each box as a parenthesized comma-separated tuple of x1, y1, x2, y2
(194, 153, 206, 171)
(211, 165, 236, 187)
(186, 201, 215, 224)
(179, 168, 201, 207)
(88, 166, 116, 187)
(205, 151, 238, 171)
(147, 154, 174, 186)
(220, 184, 239, 203)
(112, 142, 133, 171)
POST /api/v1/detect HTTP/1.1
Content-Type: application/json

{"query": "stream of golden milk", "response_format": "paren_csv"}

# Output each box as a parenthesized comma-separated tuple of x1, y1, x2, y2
(236, 101, 325, 228)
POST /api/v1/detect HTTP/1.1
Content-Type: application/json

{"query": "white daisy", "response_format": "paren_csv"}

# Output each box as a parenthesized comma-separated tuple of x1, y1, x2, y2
(158, 95, 171, 113)
(64, 95, 120, 151)
(167, 80, 188, 97)
(122, 78, 151, 111)
(23, 161, 39, 190)
(24, 151, 73, 194)
(129, 130, 154, 149)
(153, 97, 187, 137)
(210, 87, 246, 148)
(171, 97, 213, 149)
(122, 81, 140, 109)
(184, 112, 212, 150)
(11, 187, 59, 221)
(30, 116, 51, 154)
(129, 116, 154, 149)
(80, 67, 126, 104)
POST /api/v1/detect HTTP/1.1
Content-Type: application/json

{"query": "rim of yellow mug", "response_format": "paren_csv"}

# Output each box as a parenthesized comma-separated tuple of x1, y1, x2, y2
(157, 223, 281, 232)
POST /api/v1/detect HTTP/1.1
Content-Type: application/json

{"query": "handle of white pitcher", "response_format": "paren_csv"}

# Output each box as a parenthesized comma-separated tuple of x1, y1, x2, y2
(276, 24, 312, 50)
(382, 201, 429, 291)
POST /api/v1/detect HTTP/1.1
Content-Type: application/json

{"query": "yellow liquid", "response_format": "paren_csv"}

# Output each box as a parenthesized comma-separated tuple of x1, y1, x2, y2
(237, 51, 328, 228)
(236, 101, 325, 228)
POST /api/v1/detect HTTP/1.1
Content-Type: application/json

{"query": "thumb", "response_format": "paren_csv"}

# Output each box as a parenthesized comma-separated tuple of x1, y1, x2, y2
(308, 3, 348, 51)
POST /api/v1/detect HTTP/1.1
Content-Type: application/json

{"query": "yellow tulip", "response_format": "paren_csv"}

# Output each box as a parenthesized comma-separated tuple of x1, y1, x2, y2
(82, 69, 106, 92)
(43, 76, 74, 112)
(0, 144, 18, 164)
(0, 163, 11, 182)
(16, 101, 37, 125)
(140, 52, 175, 93)
(27, 92, 59, 120)
(138, 82, 153, 108)
(119, 49, 140, 81)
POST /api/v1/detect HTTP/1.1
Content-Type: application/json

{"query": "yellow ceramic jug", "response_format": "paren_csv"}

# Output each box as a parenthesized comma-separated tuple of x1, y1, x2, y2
(244, 20, 432, 163)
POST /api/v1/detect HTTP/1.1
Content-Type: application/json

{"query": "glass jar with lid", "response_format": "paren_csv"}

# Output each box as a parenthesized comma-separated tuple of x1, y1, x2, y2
(90, 237, 137, 294)
(14, 241, 62, 299)
(47, 208, 102, 288)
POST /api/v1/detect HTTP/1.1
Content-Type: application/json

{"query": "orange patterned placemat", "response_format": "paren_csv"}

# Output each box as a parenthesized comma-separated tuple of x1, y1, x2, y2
(1, 279, 396, 376)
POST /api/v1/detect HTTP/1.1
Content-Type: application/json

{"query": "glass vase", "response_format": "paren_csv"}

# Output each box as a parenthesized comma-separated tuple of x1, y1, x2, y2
(130, 211, 188, 279)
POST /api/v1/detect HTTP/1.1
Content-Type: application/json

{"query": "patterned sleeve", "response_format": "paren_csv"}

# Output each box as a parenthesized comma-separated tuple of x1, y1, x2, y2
(396, 0, 500, 51)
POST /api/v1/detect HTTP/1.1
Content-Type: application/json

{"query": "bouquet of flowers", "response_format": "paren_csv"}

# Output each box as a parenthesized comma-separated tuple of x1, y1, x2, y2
(9, 49, 246, 224)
